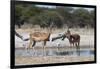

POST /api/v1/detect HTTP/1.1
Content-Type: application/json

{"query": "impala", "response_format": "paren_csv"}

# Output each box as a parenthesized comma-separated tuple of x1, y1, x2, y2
(62, 30, 80, 49)
(23, 31, 65, 52)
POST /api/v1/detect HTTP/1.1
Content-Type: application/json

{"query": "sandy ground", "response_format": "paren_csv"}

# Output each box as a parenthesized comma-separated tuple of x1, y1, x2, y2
(15, 55, 94, 65)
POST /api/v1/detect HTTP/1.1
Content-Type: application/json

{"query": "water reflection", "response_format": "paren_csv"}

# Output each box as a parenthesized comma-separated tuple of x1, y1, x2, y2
(15, 48, 94, 57)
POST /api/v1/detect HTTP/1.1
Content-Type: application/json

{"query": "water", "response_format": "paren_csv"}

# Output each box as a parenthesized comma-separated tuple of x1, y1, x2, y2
(15, 48, 94, 57)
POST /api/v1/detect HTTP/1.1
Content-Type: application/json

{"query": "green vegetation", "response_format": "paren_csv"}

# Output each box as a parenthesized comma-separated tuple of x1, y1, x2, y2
(15, 3, 95, 28)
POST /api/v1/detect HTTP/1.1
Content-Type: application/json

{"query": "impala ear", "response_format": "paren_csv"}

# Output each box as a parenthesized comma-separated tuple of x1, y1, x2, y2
(67, 27, 70, 32)
(65, 32, 67, 34)
(67, 29, 71, 34)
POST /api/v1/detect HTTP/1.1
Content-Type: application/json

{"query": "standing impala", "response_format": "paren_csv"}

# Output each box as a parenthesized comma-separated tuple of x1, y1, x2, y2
(22, 31, 66, 54)
(62, 29, 80, 49)
(28, 31, 50, 50)
(25, 23, 64, 50)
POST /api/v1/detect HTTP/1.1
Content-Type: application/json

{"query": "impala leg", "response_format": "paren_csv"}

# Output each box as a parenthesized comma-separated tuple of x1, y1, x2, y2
(43, 41, 46, 56)
(78, 41, 80, 49)
(78, 42, 80, 50)
(76, 42, 80, 56)
(32, 41, 36, 55)
(71, 42, 74, 49)
(70, 43, 72, 49)
(73, 43, 74, 46)
(43, 46, 45, 56)
(29, 39, 33, 49)
(75, 42, 77, 47)
(27, 38, 32, 53)
(44, 41, 46, 46)
(75, 43, 77, 49)
(32, 40, 36, 47)
(76, 42, 80, 50)
(78, 38, 80, 56)
(32, 47, 35, 56)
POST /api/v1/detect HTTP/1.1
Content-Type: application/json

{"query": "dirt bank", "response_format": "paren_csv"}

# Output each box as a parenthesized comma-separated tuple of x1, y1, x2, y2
(15, 55, 94, 65)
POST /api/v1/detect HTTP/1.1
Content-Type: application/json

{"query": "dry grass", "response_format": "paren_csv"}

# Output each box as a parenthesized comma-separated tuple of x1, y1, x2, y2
(15, 55, 94, 65)
(16, 28, 94, 35)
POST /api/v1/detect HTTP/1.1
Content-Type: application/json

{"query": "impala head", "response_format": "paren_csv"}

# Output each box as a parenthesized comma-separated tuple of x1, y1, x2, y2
(60, 29, 71, 40)
(65, 29, 71, 39)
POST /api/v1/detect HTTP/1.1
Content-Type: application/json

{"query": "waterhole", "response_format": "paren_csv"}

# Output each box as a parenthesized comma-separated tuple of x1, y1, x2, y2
(15, 48, 94, 57)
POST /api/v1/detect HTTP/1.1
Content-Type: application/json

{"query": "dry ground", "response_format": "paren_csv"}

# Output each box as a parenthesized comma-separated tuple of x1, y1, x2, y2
(15, 55, 94, 65)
